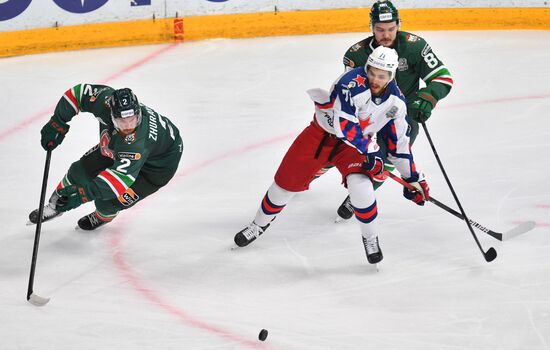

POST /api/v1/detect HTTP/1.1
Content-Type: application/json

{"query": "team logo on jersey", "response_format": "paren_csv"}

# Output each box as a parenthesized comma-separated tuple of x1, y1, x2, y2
(406, 34, 418, 42)
(386, 106, 399, 119)
(124, 132, 137, 144)
(398, 58, 408, 71)
(100, 129, 114, 159)
(350, 43, 362, 52)
(118, 152, 141, 160)
(347, 81, 357, 89)
(118, 188, 140, 207)
(353, 74, 366, 88)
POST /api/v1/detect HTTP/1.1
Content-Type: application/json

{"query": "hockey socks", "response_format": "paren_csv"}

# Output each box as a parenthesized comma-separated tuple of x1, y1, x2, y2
(347, 174, 379, 239)
(253, 182, 295, 227)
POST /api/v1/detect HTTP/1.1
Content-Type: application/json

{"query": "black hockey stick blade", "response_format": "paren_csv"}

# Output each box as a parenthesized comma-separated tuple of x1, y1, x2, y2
(27, 292, 50, 307)
(484, 247, 497, 262)
(387, 172, 534, 242)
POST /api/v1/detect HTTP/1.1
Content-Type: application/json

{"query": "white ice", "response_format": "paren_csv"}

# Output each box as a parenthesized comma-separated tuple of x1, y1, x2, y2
(1, 31, 550, 350)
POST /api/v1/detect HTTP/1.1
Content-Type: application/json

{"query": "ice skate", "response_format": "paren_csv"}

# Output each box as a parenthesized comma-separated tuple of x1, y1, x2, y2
(234, 222, 270, 247)
(27, 192, 63, 225)
(362, 236, 383, 264)
(28, 204, 63, 225)
(77, 212, 111, 231)
(335, 195, 353, 222)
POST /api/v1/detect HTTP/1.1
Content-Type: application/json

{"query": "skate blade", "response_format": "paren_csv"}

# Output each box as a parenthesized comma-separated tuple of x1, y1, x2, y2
(26, 220, 35, 226)
(335, 215, 345, 223)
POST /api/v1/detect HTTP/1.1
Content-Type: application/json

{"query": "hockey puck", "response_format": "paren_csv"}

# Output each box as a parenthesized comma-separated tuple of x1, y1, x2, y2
(258, 329, 268, 341)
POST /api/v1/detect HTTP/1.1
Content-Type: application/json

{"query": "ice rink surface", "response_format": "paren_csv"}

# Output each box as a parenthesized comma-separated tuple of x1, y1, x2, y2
(1, 31, 549, 350)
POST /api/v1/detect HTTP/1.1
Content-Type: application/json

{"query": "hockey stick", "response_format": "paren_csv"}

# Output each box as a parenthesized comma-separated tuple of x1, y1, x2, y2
(418, 121, 496, 262)
(387, 173, 535, 241)
(27, 149, 52, 306)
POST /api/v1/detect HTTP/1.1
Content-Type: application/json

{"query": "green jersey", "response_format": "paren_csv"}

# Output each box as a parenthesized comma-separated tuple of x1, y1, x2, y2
(343, 31, 453, 110)
(54, 84, 183, 200)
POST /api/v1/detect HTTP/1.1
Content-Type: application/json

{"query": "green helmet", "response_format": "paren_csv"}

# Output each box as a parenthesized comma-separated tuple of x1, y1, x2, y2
(370, 0, 400, 26)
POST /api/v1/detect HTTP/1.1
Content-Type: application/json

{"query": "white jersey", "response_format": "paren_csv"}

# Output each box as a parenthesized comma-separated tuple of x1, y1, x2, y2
(307, 67, 420, 181)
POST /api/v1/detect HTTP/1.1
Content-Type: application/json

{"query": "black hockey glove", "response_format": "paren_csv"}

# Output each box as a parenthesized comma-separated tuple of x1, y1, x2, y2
(55, 185, 92, 212)
(40, 115, 69, 150)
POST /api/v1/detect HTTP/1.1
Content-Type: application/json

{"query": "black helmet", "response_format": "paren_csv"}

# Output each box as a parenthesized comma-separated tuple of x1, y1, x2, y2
(108, 88, 141, 119)
(108, 88, 142, 132)
(370, 1, 400, 26)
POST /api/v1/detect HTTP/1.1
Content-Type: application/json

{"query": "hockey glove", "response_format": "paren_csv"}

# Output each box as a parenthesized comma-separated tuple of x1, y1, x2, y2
(55, 185, 92, 212)
(403, 178, 430, 206)
(40, 115, 70, 151)
(409, 88, 437, 123)
(363, 151, 384, 177)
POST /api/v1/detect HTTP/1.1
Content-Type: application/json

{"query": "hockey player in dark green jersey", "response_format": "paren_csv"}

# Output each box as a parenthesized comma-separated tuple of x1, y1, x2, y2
(29, 84, 183, 230)
(336, 0, 453, 220)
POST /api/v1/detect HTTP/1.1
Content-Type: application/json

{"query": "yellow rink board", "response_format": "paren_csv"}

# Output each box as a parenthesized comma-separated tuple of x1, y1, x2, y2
(1, 7, 549, 57)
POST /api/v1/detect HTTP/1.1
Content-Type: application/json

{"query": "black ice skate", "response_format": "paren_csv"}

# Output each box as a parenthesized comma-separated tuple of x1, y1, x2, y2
(336, 195, 353, 221)
(28, 193, 63, 225)
(234, 222, 270, 247)
(362, 236, 383, 264)
(77, 212, 111, 231)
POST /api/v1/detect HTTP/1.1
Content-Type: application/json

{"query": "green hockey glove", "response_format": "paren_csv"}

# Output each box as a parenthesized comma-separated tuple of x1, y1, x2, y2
(409, 88, 438, 123)
(40, 115, 70, 150)
(55, 185, 92, 212)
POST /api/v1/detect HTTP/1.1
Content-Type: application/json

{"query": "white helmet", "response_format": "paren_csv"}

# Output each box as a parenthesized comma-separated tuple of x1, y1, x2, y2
(366, 46, 399, 81)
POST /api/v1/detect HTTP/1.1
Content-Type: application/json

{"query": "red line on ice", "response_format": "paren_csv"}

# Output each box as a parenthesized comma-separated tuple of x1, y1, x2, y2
(5, 41, 550, 346)
(0, 43, 179, 143)
(1, 43, 279, 348)
(109, 230, 273, 349)
(108, 133, 294, 349)
(513, 220, 550, 228)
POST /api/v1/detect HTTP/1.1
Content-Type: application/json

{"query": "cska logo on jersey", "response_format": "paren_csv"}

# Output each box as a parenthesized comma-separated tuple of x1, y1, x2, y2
(353, 74, 366, 88)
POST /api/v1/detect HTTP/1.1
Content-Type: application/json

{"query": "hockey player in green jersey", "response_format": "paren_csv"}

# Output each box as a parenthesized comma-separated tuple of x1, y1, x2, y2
(29, 85, 183, 230)
(336, 0, 453, 220)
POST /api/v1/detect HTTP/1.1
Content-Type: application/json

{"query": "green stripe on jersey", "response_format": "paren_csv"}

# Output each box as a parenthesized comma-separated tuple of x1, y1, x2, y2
(424, 67, 452, 83)
(73, 84, 82, 110)
(111, 169, 135, 187)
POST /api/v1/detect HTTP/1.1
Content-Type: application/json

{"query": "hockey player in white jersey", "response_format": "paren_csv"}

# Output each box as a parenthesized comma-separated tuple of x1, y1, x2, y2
(234, 46, 430, 264)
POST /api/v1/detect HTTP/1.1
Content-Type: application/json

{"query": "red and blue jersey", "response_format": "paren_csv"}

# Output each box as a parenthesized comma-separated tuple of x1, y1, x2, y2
(307, 67, 420, 181)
